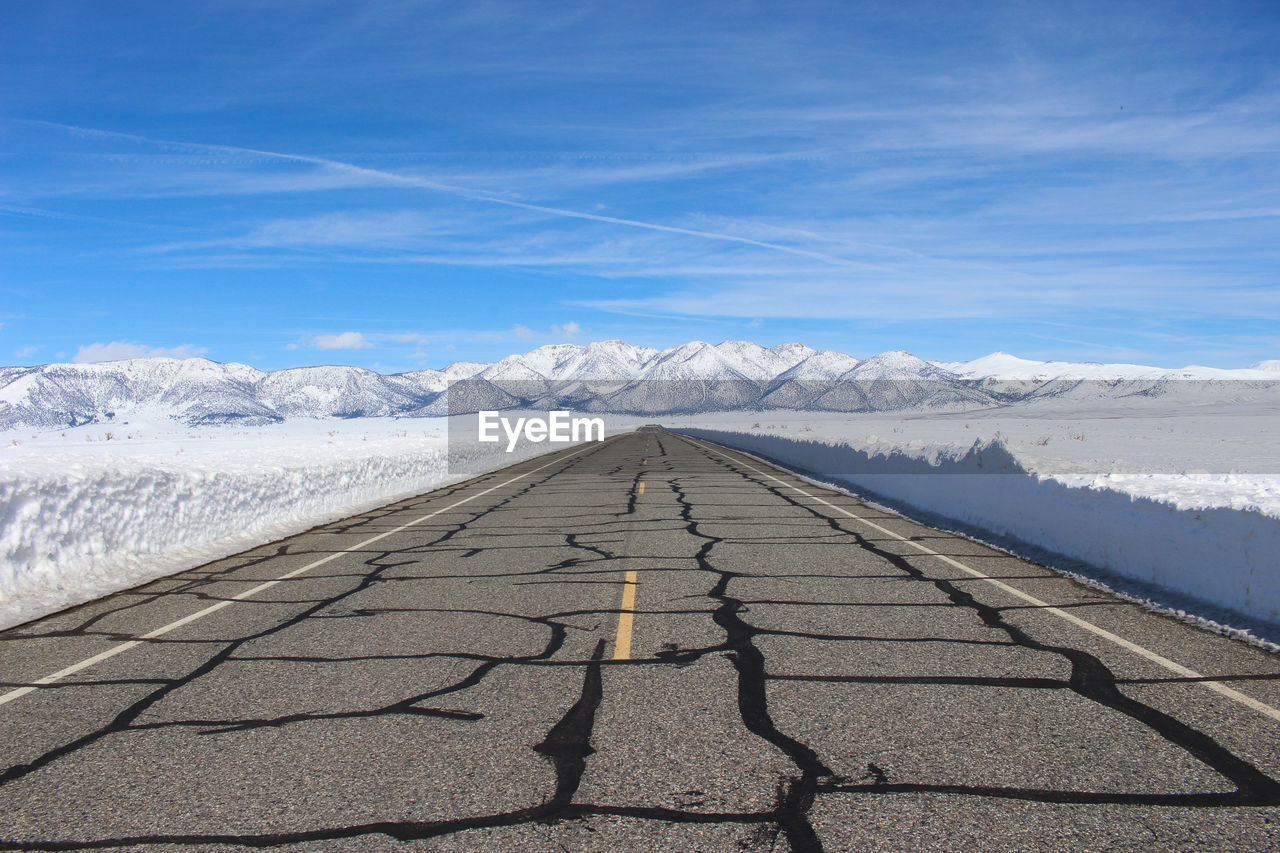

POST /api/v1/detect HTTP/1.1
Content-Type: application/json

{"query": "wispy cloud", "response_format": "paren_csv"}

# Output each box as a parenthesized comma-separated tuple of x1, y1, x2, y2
(74, 342, 208, 363)
(551, 321, 580, 338)
(219, 211, 461, 250)
(288, 331, 372, 351)
(472, 324, 550, 344)
(5, 1, 1279, 368)
(15, 120, 888, 269)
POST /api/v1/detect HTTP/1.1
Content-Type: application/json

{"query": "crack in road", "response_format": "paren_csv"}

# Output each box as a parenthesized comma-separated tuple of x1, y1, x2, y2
(2, 433, 1279, 851)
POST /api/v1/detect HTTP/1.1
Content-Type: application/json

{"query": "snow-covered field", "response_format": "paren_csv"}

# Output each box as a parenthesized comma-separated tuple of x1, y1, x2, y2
(2, 340, 1278, 642)
(686, 397, 1280, 507)
(3, 400, 1279, 642)
(0, 417, 580, 630)
(674, 399, 1280, 640)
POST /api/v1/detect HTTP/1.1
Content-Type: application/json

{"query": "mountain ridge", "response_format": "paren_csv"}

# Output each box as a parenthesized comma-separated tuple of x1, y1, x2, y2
(1, 342, 1275, 430)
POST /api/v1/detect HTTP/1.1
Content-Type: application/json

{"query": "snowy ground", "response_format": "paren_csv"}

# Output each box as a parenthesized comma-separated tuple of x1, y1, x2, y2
(0, 417, 586, 630)
(3, 399, 1278, 642)
(670, 399, 1280, 642)
(683, 397, 1280, 512)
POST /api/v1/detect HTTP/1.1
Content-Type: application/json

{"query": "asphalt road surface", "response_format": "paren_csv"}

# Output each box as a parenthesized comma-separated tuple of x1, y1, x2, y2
(4, 428, 1280, 852)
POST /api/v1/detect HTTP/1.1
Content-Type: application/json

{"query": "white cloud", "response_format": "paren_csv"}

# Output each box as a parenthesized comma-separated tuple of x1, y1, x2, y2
(308, 331, 372, 350)
(552, 321, 581, 338)
(74, 342, 208, 363)
(15, 345, 40, 358)
(473, 325, 545, 343)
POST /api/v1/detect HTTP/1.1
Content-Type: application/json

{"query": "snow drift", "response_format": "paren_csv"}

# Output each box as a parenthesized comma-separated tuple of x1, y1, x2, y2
(3, 339, 1277, 641)
(679, 427, 1280, 637)
(0, 419, 577, 630)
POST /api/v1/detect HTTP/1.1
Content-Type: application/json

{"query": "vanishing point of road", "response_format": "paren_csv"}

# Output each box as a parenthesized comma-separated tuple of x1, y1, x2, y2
(3, 429, 1280, 851)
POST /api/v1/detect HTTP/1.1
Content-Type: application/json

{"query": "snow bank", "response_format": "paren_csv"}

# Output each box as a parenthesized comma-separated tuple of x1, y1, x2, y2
(679, 426, 1280, 637)
(0, 418, 572, 630)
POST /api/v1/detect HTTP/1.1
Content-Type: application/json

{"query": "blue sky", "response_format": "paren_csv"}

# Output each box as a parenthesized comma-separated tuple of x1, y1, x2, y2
(2, 0, 1278, 371)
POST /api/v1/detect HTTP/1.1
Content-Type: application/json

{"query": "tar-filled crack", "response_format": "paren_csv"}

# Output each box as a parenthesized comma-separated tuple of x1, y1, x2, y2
(4, 434, 1280, 852)
(535, 638, 608, 810)
(681, 435, 1280, 809)
(669, 473, 835, 853)
(0, 443, 611, 783)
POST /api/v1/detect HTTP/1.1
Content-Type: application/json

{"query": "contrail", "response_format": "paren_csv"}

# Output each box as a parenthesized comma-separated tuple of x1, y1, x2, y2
(22, 119, 879, 270)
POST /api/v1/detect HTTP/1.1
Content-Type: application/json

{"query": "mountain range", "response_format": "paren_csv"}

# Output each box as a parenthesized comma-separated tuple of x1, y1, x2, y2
(1, 340, 1277, 430)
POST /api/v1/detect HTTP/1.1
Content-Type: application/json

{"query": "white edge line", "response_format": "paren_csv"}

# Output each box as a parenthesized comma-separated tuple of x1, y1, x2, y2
(683, 435, 1280, 724)
(0, 439, 610, 708)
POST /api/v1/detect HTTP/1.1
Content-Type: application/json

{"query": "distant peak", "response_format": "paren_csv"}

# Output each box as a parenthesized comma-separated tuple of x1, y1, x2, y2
(861, 349, 925, 362)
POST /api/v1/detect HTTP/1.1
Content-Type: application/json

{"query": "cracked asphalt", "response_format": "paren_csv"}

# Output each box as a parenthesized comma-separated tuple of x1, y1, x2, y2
(3, 428, 1280, 852)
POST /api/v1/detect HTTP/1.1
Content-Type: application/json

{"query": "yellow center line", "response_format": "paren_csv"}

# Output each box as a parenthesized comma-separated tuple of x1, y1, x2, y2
(613, 570, 640, 660)
(638, 481, 645, 495)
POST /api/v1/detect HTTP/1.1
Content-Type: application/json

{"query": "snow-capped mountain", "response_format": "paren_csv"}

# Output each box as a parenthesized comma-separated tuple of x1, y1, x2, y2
(0, 342, 1275, 430)
(528, 340, 659, 380)
(934, 351, 1280, 408)
(634, 342, 748, 382)
(801, 351, 993, 412)
(256, 366, 429, 419)
(708, 341, 815, 381)
(938, 351, 1280, 382)
(775, 350, 861, 381)
(0, 359, 274, 428)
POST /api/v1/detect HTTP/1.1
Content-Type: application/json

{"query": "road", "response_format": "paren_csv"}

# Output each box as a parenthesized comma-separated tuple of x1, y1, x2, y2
(3, 428, 1280, 852)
